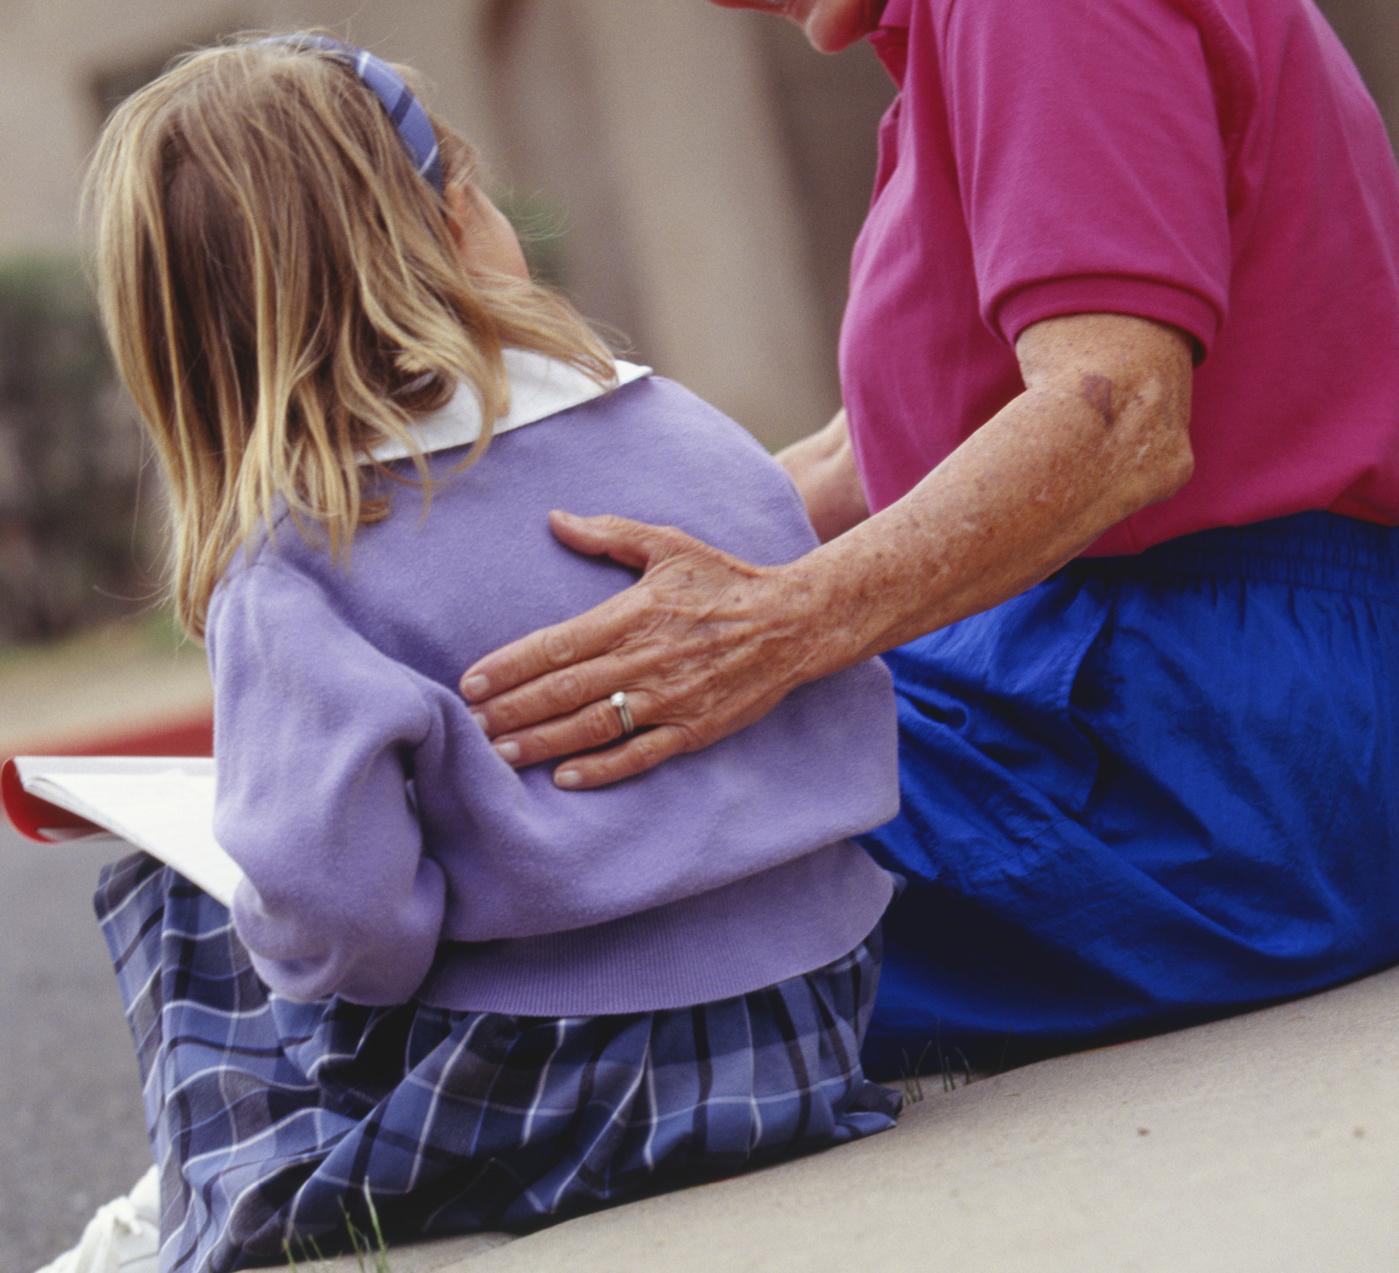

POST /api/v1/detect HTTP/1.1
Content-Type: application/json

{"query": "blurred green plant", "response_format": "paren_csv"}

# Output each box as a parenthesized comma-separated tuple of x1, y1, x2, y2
(0, 254, 161, 643)
(492, 187, 569, 287)
(0, 205, 572, 647)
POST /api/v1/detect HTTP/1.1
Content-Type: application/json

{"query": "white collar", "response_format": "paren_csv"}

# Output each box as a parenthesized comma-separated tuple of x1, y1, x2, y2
(369, 350, 651, 462)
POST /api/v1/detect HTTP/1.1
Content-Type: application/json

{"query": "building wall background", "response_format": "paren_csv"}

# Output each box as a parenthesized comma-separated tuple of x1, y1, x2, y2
(0, 0, 895, 448)
(1317, 0, 1399, 152)
(0, 0, 1394, 638)
(3, 0, 1396, 440)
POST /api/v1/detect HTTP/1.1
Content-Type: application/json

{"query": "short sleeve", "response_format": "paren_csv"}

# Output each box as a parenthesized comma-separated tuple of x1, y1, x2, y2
(207, 560, 445, 1004)
(942, 0, 1232, 351)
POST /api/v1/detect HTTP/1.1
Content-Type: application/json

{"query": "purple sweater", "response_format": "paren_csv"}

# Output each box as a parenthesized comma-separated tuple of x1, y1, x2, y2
(207, 364, 899, 1014)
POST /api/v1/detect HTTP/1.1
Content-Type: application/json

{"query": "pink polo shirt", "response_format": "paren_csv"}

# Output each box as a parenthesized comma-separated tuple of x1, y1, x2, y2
(840, 0, 1399, 553)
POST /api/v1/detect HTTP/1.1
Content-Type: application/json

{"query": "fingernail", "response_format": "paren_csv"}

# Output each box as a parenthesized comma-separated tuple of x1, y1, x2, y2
(470, 712, 488, 731)
(555, 768, 582, 788)
(461, 675, 489, 699)
(493, 740, 520, 763)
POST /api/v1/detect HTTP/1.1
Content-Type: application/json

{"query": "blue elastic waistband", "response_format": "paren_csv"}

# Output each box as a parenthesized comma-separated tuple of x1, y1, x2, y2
(1079, 512, 1399, 602)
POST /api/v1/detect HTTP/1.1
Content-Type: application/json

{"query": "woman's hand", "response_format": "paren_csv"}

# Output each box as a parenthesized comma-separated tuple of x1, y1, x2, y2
(776, 408, 870, 542)
(464, 312, 1195, 789)
(460, 511, 837, 789)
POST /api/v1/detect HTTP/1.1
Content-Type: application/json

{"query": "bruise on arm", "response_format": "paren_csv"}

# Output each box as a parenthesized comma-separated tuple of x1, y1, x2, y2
(1015, 312, 1196, 510)
(1079, 373, 1117, 429)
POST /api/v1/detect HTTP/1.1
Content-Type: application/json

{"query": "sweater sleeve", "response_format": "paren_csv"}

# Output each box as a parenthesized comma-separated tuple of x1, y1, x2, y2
(206, 559, 445, 1005)
(939, 0, 1233, 352)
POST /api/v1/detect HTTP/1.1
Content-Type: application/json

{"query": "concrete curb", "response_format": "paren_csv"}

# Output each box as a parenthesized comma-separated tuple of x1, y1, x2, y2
(306, 965, 1399, 1273)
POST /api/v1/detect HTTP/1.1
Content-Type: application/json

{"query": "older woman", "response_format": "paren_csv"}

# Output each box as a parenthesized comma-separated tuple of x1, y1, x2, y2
(462, 0, 1399, 1070)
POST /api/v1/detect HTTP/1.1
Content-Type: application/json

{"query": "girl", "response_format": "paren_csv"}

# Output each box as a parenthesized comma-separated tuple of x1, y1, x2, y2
(75, 34, 901, 1273)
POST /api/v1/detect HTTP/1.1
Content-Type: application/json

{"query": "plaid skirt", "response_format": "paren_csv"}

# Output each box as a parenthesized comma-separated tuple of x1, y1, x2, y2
(96, 852, 899, 1273)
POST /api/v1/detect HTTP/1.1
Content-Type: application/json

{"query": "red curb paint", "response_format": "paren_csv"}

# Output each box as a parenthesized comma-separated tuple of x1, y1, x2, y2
(8, 709, 214, 760)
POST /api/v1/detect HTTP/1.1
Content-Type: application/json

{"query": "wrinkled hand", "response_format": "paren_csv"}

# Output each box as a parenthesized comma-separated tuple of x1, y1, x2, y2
(460, 510, 825, 789)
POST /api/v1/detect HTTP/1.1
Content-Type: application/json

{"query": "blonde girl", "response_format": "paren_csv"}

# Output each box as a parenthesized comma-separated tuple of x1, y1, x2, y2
(79, 35, 900, 1272)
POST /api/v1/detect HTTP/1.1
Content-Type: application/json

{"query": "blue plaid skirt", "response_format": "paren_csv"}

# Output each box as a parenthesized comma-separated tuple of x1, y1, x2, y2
(96, 853, 898, 1273)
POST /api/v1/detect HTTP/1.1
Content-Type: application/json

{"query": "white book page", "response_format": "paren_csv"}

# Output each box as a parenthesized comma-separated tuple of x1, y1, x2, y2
(14, 756, 243, 908)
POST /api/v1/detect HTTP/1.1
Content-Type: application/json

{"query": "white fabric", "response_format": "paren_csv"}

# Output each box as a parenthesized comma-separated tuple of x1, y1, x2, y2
(33, 1166, 160, 1273)
(369, 352, 651, 462)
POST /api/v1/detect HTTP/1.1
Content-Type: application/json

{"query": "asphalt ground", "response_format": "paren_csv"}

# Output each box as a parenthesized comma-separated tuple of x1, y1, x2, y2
(1, 820, 152, 1271)
(4, 619, 1397, 1273)
(1, 619, 210, 1271)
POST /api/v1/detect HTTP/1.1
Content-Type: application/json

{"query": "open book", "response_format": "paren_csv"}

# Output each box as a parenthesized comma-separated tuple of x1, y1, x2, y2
(2, 755, 243, 907)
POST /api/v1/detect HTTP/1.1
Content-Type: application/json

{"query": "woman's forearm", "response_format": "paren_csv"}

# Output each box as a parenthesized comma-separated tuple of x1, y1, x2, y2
(460, 312, 1194, 787)
(776, 408, 870, 542)
(784, 314, 1195, 674)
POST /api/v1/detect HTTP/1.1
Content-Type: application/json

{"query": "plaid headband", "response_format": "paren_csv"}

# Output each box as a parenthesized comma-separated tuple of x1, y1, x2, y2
(269, 35, 444, 194)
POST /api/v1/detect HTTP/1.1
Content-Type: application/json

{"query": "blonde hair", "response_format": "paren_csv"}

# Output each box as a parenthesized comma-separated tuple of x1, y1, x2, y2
(84, 35, 615, 638)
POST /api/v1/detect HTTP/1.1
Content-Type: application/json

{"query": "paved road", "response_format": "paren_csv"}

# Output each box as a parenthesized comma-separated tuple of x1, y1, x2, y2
(0, 821, 151, 1271)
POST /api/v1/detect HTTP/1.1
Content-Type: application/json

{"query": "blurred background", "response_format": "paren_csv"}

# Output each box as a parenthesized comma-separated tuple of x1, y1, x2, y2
(0, 0, 1396, 1267)
(0, 0, 1396, 658)
(0, 0, 899, 660)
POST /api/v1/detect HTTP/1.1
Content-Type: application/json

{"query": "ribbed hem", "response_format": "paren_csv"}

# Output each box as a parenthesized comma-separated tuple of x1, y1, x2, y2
(993, 274, 1221, 359)
(416, 841, 895, 1015)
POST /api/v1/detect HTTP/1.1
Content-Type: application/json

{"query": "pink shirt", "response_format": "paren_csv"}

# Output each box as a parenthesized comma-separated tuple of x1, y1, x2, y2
(840, 0, 1399, 553)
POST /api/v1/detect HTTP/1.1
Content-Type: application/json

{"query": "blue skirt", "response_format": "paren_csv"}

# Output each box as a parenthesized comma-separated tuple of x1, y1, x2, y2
(860, 511, 1399, 1075)
(95, 853, 898, 1273)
